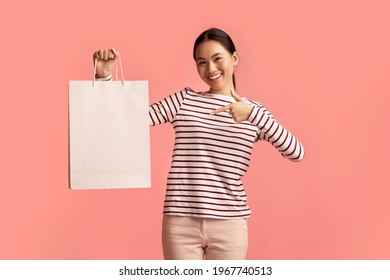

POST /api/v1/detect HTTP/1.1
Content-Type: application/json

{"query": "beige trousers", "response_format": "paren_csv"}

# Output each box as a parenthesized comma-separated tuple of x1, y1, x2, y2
(162, 215, 248, 260)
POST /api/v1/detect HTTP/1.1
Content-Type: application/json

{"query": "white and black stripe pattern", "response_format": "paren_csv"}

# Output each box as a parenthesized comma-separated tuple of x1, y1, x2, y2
(246, 100, 305, 162)
(149, 88, 304, 219)
(149, 89, 186, 125)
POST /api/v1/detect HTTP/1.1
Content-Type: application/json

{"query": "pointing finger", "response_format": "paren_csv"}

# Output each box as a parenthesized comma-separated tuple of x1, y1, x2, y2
(231, 88, 243, 102)
(211, 104, 232, 115)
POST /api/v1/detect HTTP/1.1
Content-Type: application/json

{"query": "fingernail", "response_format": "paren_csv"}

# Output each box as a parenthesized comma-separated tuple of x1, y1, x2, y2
(210, 111, 215, 115)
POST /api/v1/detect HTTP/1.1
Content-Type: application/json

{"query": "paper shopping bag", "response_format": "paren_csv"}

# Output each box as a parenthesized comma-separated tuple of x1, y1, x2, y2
(68, 80, 150, 190)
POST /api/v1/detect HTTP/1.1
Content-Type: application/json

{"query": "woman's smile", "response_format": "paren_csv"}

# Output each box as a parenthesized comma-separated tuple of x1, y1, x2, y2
(208, 73, 223, 81)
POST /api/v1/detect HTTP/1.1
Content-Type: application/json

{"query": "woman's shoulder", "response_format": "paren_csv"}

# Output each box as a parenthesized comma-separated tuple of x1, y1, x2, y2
(244, 98, 260, 105)
(168, 87, 196, 98)
(184, 87, 198, 94)
(181, 87, 206, 98)
(168, 87, 200, 102)
(169, 87, 197, 96)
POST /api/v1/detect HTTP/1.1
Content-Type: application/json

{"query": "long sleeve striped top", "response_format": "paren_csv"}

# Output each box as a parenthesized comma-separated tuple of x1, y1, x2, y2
(149, 87, 304, 219)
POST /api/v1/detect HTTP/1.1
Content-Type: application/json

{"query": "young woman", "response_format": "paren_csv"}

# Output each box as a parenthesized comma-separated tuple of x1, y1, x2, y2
(93, 28, 304, 260)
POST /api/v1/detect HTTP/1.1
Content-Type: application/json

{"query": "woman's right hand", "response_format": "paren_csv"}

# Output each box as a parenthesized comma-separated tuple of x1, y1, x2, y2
(93, 48, 119, 78)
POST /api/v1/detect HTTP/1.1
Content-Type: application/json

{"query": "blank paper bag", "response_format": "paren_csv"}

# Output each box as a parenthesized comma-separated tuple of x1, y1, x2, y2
(68, 79, 150, 190)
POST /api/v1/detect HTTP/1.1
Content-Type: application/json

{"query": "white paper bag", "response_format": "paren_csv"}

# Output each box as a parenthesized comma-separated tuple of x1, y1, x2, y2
(68, 79, 150, 190)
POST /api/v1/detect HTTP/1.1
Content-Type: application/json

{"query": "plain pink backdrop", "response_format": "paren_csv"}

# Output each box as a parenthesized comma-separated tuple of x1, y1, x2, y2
(0, 0, 389, 259)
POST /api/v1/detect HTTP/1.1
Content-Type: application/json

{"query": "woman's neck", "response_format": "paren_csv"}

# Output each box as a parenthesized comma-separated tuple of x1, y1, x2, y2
(206, 86, 234, 96)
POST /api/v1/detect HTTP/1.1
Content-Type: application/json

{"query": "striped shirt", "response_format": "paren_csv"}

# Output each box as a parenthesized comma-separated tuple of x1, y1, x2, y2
(149, 87, 304, 219)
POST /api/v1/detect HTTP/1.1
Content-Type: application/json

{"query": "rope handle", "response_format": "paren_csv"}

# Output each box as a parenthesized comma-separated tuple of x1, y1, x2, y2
(93, 48, 124, 86)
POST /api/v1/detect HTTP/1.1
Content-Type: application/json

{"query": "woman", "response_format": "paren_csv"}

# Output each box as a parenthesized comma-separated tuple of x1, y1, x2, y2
(93, 28, 304, 260)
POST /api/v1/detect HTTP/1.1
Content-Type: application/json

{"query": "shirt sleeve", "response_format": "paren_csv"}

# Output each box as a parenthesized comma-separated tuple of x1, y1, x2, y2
(149, 88, 187, 126)
(246, 100, 305, 162)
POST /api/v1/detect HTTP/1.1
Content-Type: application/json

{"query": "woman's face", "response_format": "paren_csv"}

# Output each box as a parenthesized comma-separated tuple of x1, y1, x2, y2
(195, 40, 238, 95)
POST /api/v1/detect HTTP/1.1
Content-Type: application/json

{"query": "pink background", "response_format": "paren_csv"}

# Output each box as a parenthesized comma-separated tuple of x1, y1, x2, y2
(0, 0, 389, 259)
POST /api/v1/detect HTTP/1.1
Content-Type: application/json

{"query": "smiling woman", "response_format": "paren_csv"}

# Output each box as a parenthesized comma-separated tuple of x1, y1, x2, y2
(92, 27, 304, 260)
(195, 40, 238, 95)
(193, 28, 238, 93)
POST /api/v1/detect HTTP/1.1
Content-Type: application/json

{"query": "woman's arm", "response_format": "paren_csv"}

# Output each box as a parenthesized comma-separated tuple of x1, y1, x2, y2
(149, 88, 187, 126)
(247, 102, 305, 162)
(212, 88, 304, 162)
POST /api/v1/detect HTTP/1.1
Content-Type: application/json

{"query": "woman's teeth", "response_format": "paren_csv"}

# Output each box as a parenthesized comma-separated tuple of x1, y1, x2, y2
(208, 73, 222, 80)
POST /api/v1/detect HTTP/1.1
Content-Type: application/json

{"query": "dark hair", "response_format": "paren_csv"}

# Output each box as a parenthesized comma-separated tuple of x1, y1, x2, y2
(193, 28, 237, 89)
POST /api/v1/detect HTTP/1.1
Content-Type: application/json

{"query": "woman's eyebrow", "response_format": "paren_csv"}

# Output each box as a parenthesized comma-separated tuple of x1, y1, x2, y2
(211, 53, 223, 58)
(196, 53, 223, 61)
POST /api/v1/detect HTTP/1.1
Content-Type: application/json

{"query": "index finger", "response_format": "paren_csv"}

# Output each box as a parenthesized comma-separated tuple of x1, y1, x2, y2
(211, 104, 232, 115)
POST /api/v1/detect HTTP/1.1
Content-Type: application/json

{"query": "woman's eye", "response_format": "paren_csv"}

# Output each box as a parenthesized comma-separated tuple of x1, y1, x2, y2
(215, 57, 222, 62)
(198, 61, 206, 65)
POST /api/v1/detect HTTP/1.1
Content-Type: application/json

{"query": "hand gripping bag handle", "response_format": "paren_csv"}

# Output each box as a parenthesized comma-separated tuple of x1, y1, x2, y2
(93, 48, 124, 86)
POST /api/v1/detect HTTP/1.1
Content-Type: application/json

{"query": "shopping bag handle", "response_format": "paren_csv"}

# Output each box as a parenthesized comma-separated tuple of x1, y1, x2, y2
(93, 49, 125, 86)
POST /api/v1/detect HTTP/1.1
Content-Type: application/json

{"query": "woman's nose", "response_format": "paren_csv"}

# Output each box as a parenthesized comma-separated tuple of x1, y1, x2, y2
(207, 62, 217, 73)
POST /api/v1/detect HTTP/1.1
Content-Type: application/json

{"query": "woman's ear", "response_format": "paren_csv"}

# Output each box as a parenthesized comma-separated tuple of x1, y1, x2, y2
(232, 51, 239, 66)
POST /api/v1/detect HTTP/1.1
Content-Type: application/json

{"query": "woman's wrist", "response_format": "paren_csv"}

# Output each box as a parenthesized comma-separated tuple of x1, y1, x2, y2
(95, 73, 112, 81)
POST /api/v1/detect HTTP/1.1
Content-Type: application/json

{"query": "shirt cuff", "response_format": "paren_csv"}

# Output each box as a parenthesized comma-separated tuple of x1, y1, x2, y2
(95, 73, 112, 81)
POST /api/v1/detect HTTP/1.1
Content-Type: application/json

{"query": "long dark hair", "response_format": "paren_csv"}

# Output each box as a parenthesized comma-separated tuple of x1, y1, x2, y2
(193, 28, 237, 89)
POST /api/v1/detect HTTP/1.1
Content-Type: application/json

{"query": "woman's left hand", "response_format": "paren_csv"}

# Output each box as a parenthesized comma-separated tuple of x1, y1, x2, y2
(211, 88, 253, 122)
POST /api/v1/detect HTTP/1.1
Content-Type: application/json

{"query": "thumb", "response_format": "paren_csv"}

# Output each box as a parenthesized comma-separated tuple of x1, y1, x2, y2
(231, 88, 243, 102)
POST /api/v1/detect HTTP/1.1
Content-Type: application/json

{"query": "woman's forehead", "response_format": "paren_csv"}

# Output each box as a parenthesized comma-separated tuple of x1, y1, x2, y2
(195, 40, 229, 58)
